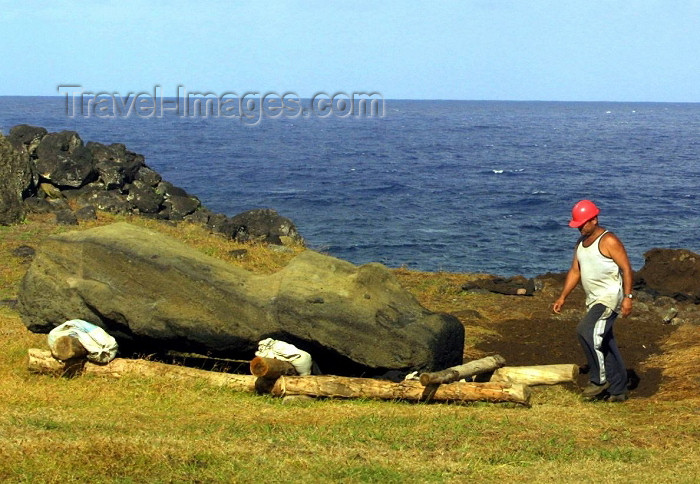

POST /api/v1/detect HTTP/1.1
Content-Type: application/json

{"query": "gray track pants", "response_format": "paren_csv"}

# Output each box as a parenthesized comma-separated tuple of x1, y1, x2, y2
(576, 303, 627, 395)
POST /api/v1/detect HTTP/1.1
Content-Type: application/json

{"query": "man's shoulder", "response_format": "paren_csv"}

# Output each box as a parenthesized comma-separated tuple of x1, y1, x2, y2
(599, 230, 625, 258)
(600, 230, 622, 245)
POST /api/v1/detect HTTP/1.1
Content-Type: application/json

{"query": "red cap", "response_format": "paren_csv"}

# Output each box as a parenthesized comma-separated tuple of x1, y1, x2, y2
(569, 200, 600, 228)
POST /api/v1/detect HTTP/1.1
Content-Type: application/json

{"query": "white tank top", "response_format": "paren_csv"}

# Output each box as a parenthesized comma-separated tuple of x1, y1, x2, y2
(576, 230, 623, 311)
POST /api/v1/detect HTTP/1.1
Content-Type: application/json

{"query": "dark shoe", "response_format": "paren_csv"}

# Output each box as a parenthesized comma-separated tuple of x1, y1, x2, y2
(608, 393, 629, 403)
(581, 381, 611, 398)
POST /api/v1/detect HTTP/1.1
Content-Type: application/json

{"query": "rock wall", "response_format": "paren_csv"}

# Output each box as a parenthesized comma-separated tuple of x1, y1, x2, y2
(1, 125, 302, 246)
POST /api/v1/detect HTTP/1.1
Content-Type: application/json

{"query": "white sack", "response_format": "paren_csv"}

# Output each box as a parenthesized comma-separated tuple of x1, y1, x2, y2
(48, 319, 118, 364)
(255, 338, 312, 376)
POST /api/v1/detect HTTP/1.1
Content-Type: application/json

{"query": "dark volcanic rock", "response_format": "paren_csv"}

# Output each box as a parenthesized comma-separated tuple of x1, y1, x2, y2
(77, 188, 133, 213)
(5, 125, 305, 247)
(462, 275, 536, 296)
(87, 142, 144, 189)
(0, 182, 25, 225)
(18, 223, 464, 376)
(163, 195, 200, 220)
(74, 205, 98, 221)
(126, 180, 165, 214)
(134, 166, 162, 187)
(207, 213, 234, 233)
(23, 197, 54, 214)
(635, 248, 700, 303)
(35, 131, 95, 188)
(62, 181, 106, 200)
(0, 134, 34, 224)
(156, 181, 189, 198)
(184, 208, 211, 225)
(55, 210, 78, 225)
(7, 124, 47, 156)
(12, 245, 36, 260)
(229, 208, 303, 245)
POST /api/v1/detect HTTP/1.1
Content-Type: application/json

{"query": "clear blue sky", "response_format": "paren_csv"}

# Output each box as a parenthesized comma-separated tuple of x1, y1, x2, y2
(2, 0, 699, 101)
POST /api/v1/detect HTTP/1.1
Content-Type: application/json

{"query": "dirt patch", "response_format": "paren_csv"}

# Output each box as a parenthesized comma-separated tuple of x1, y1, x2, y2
(456, 274, 697, 400)
(474, 314, 675, 398)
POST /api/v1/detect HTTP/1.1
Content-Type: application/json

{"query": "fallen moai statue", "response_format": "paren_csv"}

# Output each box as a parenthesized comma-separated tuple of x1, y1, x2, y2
(18, 223, 464, 376)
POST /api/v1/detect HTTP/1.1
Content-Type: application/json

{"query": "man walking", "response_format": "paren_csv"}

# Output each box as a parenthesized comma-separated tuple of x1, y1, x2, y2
(552, 200, 633, 402)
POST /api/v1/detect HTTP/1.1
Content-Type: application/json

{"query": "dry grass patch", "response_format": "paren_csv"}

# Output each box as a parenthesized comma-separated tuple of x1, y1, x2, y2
(642, 324, 700, 403)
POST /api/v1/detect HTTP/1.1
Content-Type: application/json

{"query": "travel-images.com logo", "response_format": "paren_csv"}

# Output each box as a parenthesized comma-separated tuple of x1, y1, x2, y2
(58, 85, 385, 125)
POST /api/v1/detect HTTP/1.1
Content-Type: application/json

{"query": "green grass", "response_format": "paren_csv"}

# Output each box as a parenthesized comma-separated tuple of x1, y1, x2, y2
(1, 358, 699, 482)
(1, 215, 699, 483)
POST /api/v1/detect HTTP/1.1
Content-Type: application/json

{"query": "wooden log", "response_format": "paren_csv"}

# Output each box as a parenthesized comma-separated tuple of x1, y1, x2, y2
(271, 375, 530, 406)
(250, 356, 297, 378)
(419, 355, 506, 386)
(50, 335, 88, 361)
(27, 349, 258, 392)
(489, 364, 579, 386)
(28, 348, 87, 376)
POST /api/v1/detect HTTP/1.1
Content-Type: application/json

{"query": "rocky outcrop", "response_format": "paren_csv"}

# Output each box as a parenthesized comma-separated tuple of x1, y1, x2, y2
(0, 134, 34, 225)
(87, 141, 144, 189)
(18, 223, 464, 376)
(34, 131, 95, 188)
(6, 124, 47, 159)
(635, 248, 700, 303)
(222, 208, 303, 245)
(3, 124, 302, 245)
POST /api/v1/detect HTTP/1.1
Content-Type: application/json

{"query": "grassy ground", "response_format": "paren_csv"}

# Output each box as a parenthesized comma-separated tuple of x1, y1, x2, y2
(1, 214, 698, 483)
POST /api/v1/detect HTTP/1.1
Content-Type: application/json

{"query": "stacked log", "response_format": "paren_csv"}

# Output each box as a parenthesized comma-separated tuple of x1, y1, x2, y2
(419, 355, 506, 385)
(27, 349, 257, 392)
(28, 350, 586, 407)
(271, 375, 530, 406)
(490, 364, 579, 386)
(418, 356, 578, 387)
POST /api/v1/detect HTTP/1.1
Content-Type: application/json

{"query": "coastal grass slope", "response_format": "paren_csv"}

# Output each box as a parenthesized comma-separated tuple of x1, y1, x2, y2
(1, 214, 698, 483)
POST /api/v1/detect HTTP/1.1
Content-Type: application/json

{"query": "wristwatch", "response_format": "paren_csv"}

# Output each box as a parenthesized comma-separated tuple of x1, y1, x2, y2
(625, 293, 633, 299)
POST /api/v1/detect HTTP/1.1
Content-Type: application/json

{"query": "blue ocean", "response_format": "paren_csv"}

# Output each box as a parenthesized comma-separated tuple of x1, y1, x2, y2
(1, 97, 698, 277)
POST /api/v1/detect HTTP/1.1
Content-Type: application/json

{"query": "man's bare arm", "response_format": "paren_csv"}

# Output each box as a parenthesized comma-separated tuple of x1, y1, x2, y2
(602, 233, 634, 317)
(553, 252, 581, 314)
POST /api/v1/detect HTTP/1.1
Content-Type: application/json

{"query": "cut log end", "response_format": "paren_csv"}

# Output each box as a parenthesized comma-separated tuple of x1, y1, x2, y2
(250, 356, 297, 378)
(50, 335, 88, 361)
